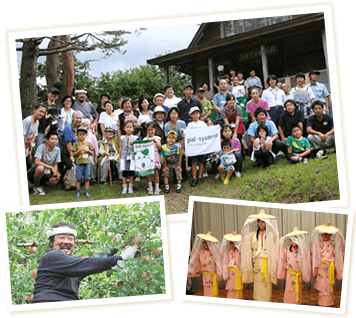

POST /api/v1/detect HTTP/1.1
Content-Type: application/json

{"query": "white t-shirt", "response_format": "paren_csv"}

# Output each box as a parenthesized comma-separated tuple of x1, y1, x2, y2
(164, 96, 181, 109)
(99, 112, 119, 131)
(187, 120, 207, 129)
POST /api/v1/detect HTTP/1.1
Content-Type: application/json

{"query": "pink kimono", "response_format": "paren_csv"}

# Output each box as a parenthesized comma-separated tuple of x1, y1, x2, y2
(223, 247, 243, 299)
(313, 240, 343, 306)
(277, 247, 304, 304)
(188, 248, 220, 297)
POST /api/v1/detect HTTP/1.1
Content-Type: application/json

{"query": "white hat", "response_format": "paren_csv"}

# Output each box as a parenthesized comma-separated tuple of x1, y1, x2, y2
(189, 106, 201, 115)
(217, 65, 224, 71)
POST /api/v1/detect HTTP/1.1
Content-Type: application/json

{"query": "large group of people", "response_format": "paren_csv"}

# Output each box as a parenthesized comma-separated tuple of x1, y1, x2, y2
(23, 65, 335, 197)
(187, 209, 345, 307)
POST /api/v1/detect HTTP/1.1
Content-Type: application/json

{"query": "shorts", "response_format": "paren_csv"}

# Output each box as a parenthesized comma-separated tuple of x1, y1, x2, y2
(122, 170, 135, 178)
(162, 161, 182, 180)
(218, 164, 235, 173)
(75, 164, 91, 181)
(189, 154, 207, 164)
(27, 165, 54, 185)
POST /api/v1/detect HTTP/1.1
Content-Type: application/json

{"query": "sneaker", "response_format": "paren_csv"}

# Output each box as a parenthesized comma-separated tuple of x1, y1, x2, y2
(85, 191, 91, 198)
(128, 188, 134, 194)
(197, 178, 203, 185)
(147, 188, 153, 195)
(164, 186, 170, 194)
(215, 173, 220, 180)
(122, 187, 127, 195)
(190, 179, 197, 187)
(154, 188, 161, 195)
(76, 191, 80, 198)
(315, 153, 327, 159)
(303, 158, 309, 164)
(235, 171, 241, 178)
(276, 150, 284, 157)
(202, 170, 208, 178)
(34, 187, 46, 196)
(176, 186, 182, 193)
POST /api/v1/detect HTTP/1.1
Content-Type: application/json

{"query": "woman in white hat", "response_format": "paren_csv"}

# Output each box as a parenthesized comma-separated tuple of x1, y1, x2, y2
(310, 222, 345, 306)
(241, 209, 279, 302)
(187, 231, 222, 297)
(277, 227, 311, 304)
(220, 231, 243, 299)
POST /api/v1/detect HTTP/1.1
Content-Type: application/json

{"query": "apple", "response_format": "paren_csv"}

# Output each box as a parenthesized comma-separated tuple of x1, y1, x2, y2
(153, 247, 162, 255)
(28, 246, 36, 254)
(25, 295, 33, 301)
(82, 255, 89, 259)
(31, 270, 37, 278)
(132, 234, 144, 247)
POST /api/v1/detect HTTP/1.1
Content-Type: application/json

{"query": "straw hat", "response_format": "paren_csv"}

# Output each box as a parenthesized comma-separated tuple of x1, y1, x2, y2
(248, 209, 276, 219)
(223, 231, 242, 242)
(197, 231, 219, 243)
(285, 227, 308, 237)
(315, 222, 339, 234)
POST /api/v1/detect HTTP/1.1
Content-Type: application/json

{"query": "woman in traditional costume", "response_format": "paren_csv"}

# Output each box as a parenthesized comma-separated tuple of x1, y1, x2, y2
(277, 227, 311, 304)
(187, 231, 222, 297)
(241, 209, 279, 302)
(221, 231, 243, 299)
(310, 222, 345, 307)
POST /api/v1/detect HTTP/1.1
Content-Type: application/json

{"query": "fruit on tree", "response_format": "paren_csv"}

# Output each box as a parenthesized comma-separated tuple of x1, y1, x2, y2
(32, 269, 37, 278)
(132, 234, 144, 247)
(28, 246, 36, 254)
(25, 295, 33, 301)
(153, 247, 162, 255)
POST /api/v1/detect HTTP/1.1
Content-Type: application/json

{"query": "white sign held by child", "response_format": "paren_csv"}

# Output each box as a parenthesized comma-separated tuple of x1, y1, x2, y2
(184, 125, 221, 157)
(134, 140, 155, 177)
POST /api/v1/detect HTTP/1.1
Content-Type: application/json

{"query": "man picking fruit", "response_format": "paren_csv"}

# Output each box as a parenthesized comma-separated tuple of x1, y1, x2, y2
(30, 222, 137, 303)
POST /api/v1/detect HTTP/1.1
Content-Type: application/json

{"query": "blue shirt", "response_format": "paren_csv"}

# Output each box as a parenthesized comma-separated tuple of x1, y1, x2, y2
(164, 120, 186, 143)
(177, 97, 202, 124)
(306, 82, 329, 103)
(247, 120, 279, 139)
(58, 124, 78, 152)
(212, 92, 235, 121)
(245, 76, 263, 89)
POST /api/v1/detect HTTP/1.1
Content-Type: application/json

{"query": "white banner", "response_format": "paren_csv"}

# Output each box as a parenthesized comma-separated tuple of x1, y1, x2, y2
(184, 125, 221, 156)
(134, 140, 155, 177)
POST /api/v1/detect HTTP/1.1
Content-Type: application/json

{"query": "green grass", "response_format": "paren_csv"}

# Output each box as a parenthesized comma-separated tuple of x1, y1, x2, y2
(28, 150, 340, 213)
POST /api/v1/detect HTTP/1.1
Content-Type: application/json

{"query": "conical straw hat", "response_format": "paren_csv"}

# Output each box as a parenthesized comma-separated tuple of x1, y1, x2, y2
(197, 231, 219, 243)
(223, 231, 242, 242)
(315, 222, 339, 234)
(285, 227, 308, 237)
(248, 209, 276, 219)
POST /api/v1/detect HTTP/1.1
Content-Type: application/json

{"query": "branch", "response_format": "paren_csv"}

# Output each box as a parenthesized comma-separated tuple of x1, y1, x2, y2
(38, 46, 95, 56)
(17, 239, 95, 247)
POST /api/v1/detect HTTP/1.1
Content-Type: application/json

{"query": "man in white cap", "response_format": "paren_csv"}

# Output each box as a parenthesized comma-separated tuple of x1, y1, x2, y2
(72, 88, 99, 129)
(213, 65, 225, 92)
(30, 222, 137, 303)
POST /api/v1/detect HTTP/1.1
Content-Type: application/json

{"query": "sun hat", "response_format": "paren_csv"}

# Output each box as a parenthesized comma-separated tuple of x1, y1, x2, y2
(197, 231, 219, 243)
(247, 209, 276, 219)
(153, 93, 165, 102)
(166, 130, 178, 139)
(315, 222, 339, 234)
(153, 106, 167, 118)
(285, 227, 308, 237)
(223, 231, 241, 242)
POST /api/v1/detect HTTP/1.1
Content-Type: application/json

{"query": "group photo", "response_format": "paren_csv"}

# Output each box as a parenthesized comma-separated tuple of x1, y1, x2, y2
(14, 10, 344, 214)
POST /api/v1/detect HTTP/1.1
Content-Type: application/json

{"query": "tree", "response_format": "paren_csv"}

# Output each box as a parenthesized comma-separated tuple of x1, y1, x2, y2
(5, 202, 165, 304)
(17, 30, 143, 118)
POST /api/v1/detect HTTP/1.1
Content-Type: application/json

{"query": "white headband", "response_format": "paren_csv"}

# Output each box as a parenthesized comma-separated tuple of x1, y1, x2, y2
(75, 89, 87, 95)
(46, 227, 77, 238)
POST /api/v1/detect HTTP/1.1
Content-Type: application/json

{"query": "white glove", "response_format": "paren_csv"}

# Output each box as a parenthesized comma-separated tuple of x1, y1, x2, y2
(120, 246, 138, 260)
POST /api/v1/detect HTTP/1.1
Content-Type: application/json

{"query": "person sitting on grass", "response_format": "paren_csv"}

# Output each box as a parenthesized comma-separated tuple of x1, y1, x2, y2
(250, 124, 275, 168)
(215, 139, 236, 185)
(30, 222, 138, 303)
(278, 99, 305, 142)
(161, 130, 182, 194)
(286, 123, 327, 164)
(71, 126, 95, 198)
(27, 131, 61, 196)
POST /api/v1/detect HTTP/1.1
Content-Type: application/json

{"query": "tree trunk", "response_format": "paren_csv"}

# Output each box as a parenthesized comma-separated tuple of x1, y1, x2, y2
(20, 38, 42, 119)
(45, 36, 61, 93)
(60, 35, 75, 103)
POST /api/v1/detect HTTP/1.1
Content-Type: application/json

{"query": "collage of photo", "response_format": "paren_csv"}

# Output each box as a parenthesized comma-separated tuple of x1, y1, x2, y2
(0, 3, 354, 318)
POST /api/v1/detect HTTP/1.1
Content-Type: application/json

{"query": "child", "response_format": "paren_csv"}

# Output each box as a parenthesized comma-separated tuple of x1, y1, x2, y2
(251, 124, 275, 168)
(186, 106, 207, 187)
(119, 121, 138, 194)
(277, 227, 311, 304)
(187, 232, 222, 297)
(221, 231, 243, 299)
(143, 122, 162, 195)
(310, 222, 345, 307)
(286, 123, 326, 164)
(215, 139, 236, 184)
(161, 130, 182, 193)
(98, 126, 120, 184)
(71, 126, 95, 198)
(220, 124, 243, 177)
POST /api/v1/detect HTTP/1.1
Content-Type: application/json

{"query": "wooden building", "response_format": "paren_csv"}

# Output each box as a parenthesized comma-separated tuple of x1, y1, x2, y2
(147, 13, 330, 94)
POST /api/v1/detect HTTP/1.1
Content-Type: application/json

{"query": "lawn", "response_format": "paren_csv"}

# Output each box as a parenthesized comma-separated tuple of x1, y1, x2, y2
(28, 150, 340, 214)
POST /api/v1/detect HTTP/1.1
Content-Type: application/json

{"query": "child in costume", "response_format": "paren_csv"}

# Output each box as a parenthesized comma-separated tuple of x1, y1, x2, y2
(187, 231, 222, 297)
(277, 227, 311, 304)
(221, 231, 243, 299)
(310, 222, 345, 307)
(241, 209, 279, 302)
